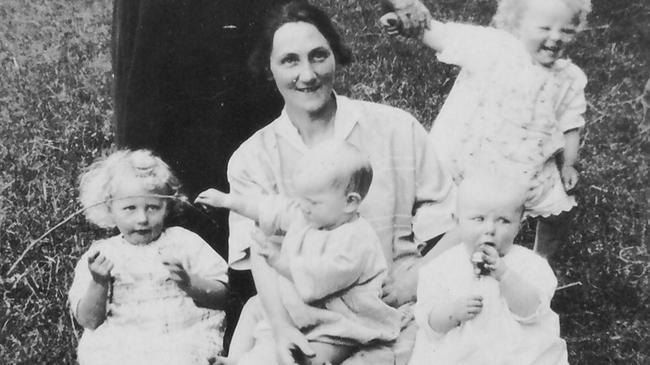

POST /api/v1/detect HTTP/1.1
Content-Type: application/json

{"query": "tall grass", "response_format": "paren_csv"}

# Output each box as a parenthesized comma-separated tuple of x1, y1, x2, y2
(1, 0, 648, 363)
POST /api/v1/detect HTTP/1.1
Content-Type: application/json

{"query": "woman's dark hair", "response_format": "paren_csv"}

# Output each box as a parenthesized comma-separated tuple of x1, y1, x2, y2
(248, 1, 353, 79)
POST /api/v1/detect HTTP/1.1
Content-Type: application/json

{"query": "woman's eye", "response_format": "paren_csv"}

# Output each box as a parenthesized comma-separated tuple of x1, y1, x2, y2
(561, 28, 576, 35)
(310, 49, 330, 62)
(123, 205, 135, 211)
(473, 216, 484, 222)
(498, 217, 511, 224)
(539, 26, 551, 31)
(147, 205, 161, 211)
(281, 55, 299, 65)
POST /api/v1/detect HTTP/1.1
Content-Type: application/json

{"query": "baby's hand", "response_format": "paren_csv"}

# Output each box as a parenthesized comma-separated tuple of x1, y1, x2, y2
(162, 257, 192, 290)
(87, 250, 113, 284)
(452, 294, 483, 323)
(474, 244, 507, 280)
(194, 188, 230, 209)
(560, 164, 579, 192)
(251, 228, 282, 261)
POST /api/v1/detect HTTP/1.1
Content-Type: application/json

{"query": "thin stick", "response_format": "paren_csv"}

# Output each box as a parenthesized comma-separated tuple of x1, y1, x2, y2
(7, 195, 213, 276)
(556, 281, 582, 291)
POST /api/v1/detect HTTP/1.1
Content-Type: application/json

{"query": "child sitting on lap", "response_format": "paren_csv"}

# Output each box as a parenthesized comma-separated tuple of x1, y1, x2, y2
(408, 173, 568, 365)
(196, 141, 401, 365)
(69, 149, 229, 365)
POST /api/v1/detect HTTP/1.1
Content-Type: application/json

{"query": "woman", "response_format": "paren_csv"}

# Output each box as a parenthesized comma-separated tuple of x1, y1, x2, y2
(225, 2, 456, 364)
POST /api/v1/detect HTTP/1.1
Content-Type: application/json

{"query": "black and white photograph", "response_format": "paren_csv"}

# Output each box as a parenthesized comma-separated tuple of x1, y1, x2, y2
(1, 0, 648, 364)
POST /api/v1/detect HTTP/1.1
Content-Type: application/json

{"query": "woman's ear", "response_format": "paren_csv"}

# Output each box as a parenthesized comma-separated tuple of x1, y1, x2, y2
(344, 192, 362, 213)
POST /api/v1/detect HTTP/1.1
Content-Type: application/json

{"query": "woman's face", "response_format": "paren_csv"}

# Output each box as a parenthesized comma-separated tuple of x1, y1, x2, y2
(269, 21, 336, 115)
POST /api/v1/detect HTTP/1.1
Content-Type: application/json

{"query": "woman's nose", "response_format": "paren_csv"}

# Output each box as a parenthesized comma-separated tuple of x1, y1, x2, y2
(297, 62, 317, 84)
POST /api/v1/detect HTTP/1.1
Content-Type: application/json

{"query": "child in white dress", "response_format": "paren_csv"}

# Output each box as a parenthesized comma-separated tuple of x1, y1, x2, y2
(69, 149, 229, 365)
(408, 174, 568, 365)
(382, 0, 592, 258)
(195, 141, 400, 365)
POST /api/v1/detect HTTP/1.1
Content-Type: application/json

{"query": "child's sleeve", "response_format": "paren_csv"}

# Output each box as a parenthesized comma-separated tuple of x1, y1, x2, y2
(257, 195, 301, 236)
(557, 64, 588, 132)
(227, 141, 278, 269)
(435, 22, 513, 70)
(288, 226, 374, 303)
(507, 251, 558, 324)
(175, 228, 229, 285)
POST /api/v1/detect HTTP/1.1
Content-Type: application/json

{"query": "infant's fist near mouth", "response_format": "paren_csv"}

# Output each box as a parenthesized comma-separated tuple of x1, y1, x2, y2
(472, 251, 490, 276)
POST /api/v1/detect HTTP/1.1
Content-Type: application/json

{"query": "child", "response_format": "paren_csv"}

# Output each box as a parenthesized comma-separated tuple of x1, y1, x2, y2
(195, 141, 401, 365)
(382, 0, 591, 258)
(408, 174, 568, 365)
(68, 149, 229, 365)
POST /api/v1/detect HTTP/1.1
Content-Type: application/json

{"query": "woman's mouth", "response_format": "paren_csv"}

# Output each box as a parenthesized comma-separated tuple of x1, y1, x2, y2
(296, 85, 320, 93)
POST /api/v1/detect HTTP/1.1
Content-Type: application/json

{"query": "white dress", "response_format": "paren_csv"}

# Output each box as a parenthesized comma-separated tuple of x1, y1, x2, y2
(69, 227, 228, 365)
(409, 244, 568, 365)
(429, 23, 588, 217)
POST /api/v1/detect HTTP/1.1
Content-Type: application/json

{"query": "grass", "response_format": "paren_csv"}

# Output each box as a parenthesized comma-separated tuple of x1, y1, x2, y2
(1, 0, 648, 363)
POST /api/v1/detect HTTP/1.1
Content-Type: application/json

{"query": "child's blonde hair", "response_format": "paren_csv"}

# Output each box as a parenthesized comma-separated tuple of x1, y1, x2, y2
(492, 0, 592, 33)
(79, 149, 182, 228)
(294, 141, 373, 200)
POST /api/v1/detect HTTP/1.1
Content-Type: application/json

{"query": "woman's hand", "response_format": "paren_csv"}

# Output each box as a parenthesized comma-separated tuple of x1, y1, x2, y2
(560, 164, 579, 192)
(194, 188, 231, 209)
(382, 264, 418, 307)
(87, 250, 113, 284)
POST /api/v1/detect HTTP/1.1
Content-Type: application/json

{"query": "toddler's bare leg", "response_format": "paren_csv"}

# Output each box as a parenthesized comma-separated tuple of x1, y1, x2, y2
(534, 211, 571, 259)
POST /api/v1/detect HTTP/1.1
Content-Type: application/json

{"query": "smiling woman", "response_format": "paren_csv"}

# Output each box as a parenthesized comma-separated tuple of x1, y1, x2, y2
(269, 22, 337, 120)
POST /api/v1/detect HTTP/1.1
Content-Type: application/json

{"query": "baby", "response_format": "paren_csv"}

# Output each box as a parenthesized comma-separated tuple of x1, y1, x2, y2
(408, 173, 568, 364)
(69, 149, 229, 365)
(196, 141, 400, 365)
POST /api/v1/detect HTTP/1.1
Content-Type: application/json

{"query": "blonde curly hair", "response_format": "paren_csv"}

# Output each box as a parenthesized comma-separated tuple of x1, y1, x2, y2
(492, 0, 592, 33)
(78, 149, 183, 228)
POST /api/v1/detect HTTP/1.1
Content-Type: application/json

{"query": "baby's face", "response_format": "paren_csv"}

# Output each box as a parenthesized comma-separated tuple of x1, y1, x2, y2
(516, 0, 579, 67)
(295, 181, 350, 230)
(109, 177, 167, 245)
(457, 188, 523, 256)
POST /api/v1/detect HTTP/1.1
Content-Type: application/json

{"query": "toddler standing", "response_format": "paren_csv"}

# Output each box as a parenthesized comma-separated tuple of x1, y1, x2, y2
(69, 149, 229, 365)
(195, 141, 401, 365)
(408, 174, 568, 364)
(383, 0, 592, 258)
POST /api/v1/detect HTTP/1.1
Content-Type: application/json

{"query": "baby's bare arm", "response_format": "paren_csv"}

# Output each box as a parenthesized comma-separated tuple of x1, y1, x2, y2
(195, 189, 260, 222)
